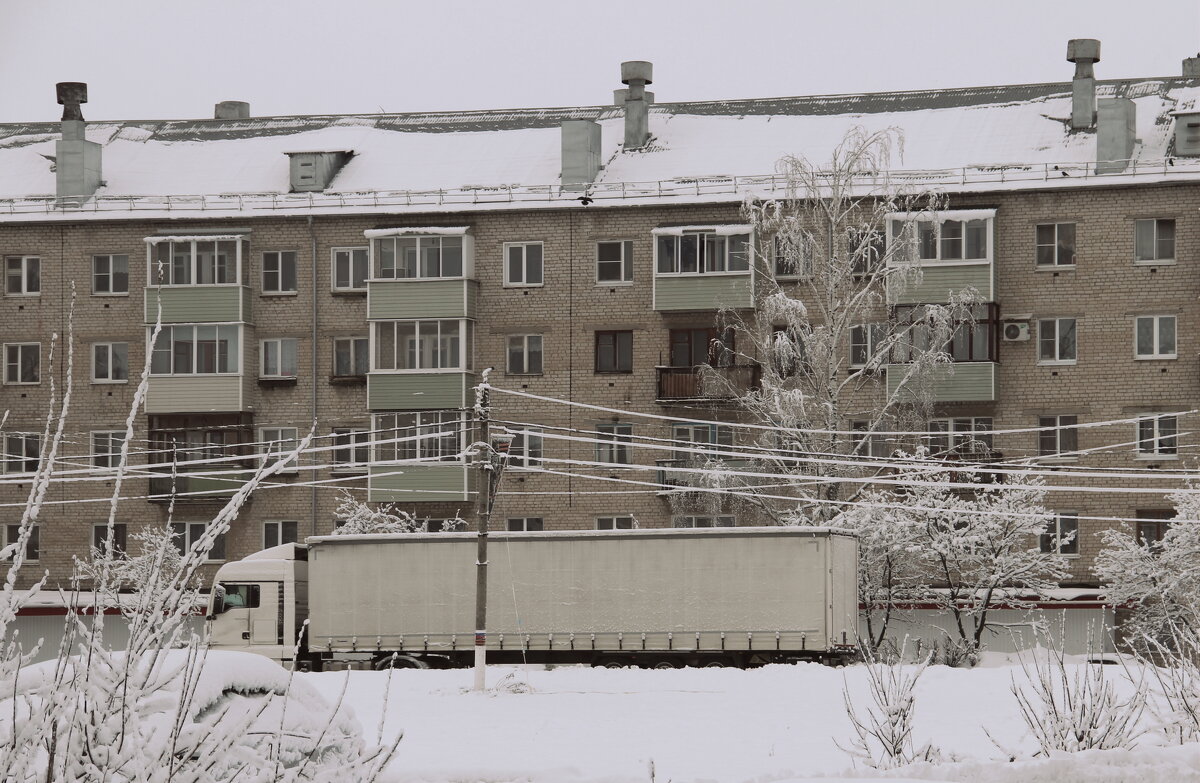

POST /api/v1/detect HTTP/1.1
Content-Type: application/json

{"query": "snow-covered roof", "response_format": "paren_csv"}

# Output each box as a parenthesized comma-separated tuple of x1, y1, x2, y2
(2, 76, 1200, 221)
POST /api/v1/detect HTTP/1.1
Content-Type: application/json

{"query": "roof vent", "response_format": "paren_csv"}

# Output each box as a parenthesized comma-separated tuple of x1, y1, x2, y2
(561, 120, 602, 191)
(1184, 54, 1200, 78)
(1067, 39, 1101, 130)
(613, 88, 654, 106)
(620, 60, 653, 149)
(54, 81, 102, 206)
(1173, 110, 1200, 156)
(284, 151, 353, 192)
(214, 101, 250, 120)
(1096, 98, 1135, 174)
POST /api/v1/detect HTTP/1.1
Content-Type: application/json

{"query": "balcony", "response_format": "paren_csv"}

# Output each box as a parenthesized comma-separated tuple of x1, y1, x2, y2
(885, 361, 996, 403)
(144, 285, 250, 324)
(368, 278, 478, 320)
(367, 372, 474, 411)
(653, 273, 754, 311)
(655, 458, 755, 493)
(368, 463, 474, 503)
(148, 470, 252, 502)
(656, 364, 761, 402)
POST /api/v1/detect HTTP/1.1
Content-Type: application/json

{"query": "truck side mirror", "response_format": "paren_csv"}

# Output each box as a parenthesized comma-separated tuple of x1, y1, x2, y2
(211, 585, 226, 616)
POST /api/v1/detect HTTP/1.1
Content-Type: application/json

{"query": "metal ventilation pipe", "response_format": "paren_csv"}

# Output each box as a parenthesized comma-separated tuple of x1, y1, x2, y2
(1184, 54, 1200, 78)
(1067, 39, 1101, 130)
(620, 61, 653, 149)
(214, 101, 250, 119)
(55, 82, 102, 206)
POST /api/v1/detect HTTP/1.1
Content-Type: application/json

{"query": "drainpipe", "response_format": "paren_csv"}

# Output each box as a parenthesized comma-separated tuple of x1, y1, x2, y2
(309, 215, 319, 537)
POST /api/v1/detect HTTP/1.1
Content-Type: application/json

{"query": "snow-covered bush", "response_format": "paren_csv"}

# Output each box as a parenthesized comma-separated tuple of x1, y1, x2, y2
(837, 645, 940, 769)
(333, 490, 466, 534)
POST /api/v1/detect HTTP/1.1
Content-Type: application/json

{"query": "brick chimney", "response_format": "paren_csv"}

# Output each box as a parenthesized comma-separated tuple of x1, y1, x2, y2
(620, 61, 653, 149)
(54, 82, 103, 206)
(1067, 39, 1101, 130)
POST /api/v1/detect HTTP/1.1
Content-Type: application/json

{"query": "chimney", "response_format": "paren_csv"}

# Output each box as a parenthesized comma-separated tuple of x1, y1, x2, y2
(1095, 98, 1136, 174)
(1184, 54, 1200, 78)
(214, 100, 250, 120)
(1067, 39, 1101, 130)
(54, 82, 103, 206)
(560, 120, 602, 191)
(613, 88, 654, 106)
(620, 60, 653, 149)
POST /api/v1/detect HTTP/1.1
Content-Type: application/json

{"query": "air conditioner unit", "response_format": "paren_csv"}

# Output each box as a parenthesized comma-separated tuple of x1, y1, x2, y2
(1002, 322, 1030, 342)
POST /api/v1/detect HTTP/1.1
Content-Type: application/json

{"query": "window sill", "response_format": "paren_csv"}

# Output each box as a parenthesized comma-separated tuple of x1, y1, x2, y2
(92, 379, 129, 385)
(1034, 264, 1076, 272)
(91, 292, 130, 297)
(505, 372, 543, 378)
(1037, 361, 1077, 367)
(368, 276, 470, 283)
(2, 382, 40, 386)
(654, 270, 750, 278)
(916, 258, 991, 267)
(1038, 456, 1078, 464)
(595, 280, 633, 287)
(328, 375, 367, 386)
(595, 370, 633, 375)
(260, 291, 298, 298)
(1135, 453, 1179, 461)
(1134, 355, 1177, 361)
(1134, 259, 1176, 266)
(503, 283, 545, 289)
(258, 376, 298, 385)
(4, 293, 40, 298)
(330, 288, 367, 296)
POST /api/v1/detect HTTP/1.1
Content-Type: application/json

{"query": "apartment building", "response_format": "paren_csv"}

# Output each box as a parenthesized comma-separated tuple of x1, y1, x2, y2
(2, 46, 1200, 589)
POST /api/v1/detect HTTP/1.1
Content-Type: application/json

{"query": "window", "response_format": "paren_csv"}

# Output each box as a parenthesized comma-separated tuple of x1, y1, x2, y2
(850, 324, 887, 368)
(92, 342, 129, 383)
(260, 338, 299, 378)
(1036, 223, 1076, 267)
(506, 518, 544, 532)
(170, 521, 226, 561)
(595, 423, 632, 464)
(595, 331, 633, 373)
(669, 327, 734, 368)
(1134, 219, 1175, 263)
(849, 229, 885, 277)
(774, 233, 810, 278)
(1037, 318, 1077, 364)
(655, 230, 750, 274)
(893, 303, 997, 363)
(1135, 316, 1176, 359)
(374, 320, 471, 371)
(333, 337, 369, 377)
(92, 431, 127, 469)
(672, 423, 733, 456)
(1136, 415, 1178, 457)
(925, 418, 992, 458)
(1040, 513, 1078, 555)
(93, 523, 127, 557)
(1038, 415, 1078, 458)
(674, 515, 735, 528)
(374, 236, 463, 279)
(332, 428, 370, 471)
(504, 242, 543, 286)
(5, 256, 39, 295)
(151, 425, 238, 473)
(262, 251, 298, 294)
(507, 334, 543, 375)
(4, 343, 40, 384)
(259, 427, 299, 473)
(506, 427, 543, 469)
(93, 254, 129, 294)
(332, 247, 368, 291)
(263, 520, 299, 549)
(596, 241, 633, 283)
(1135, 510, 1173, 548)
(149, 325, 240, 375)
(850, 421, 891, 459)
(149, 239, 244, 285)
(217, 583, 260, 611)
(4, 524, 39, 561)
(596, 516, 635, 530)
(373, 411, 463, 462)
(2, 433, 39, 475)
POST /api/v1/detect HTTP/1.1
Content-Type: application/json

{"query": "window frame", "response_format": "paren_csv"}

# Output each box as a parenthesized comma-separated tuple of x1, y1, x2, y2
(673, 515, 735, 528)
(1039, 513, 1079, 556)
(506, 517, 544, 532)
(1134, 218, 1176, 264)
(373, 236, 466, 280)
(595, 423, 633, 465)
(1135, 510, 1173, 548)
(263, 520, 299, 549)
(1136, 414, 1178, 458)
(332, 336, 369, 377)
(596, 240, 634, 284)
(1037, 415, 1079, 460)
(671, 422, 733, 457)
(92, 522, 127, 558)
(505, 427, 543, 469)
(594, 330, 633, 374)
(148, 324, 241, 376)
(4, 343, 40, 385)
(331, 246, 369, 292)
(258, 427, 300, 473)
(331, 427, 370, 473)
(92, 254, 130, 295)
(849, 324, 887, 369)
(3, 433, 40, 475)
(596, 516, 635, 530)
(145, 238, 247, 287)
(924, 418, 993, 458)
(259, 337, 299, 379)
(1134, 315, 1177, 360)
(372, 411, 465, 463)
(653, 228, 751, 276)
(506, 334, 543, 375)
(170, 521, 226, 562)
(91, 430, 127, 469)
(4, 523, 39, 561)
(5, 256, 40, 296)
(1035, 223, 1076, 268)
(886, 211, 994, 265)
(503, 241, 544, 288)
(1037, 317, 1077, 365)
(92, 342, 129, 384)
(261, 251, 298, 295)
(372, 319, 472, 372)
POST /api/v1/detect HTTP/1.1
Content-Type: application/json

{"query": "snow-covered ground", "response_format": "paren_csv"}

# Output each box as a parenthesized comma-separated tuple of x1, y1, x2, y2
(303, 659, 1200, 783)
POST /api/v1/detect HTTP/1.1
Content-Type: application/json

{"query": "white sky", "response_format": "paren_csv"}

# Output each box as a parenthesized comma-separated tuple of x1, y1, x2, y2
(0, 0, 1198, 123)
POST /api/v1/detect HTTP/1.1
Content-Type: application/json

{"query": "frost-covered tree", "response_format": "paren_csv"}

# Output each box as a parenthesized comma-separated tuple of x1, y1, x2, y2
(333, 491, 467, 535)
(705, 127, 978, 523)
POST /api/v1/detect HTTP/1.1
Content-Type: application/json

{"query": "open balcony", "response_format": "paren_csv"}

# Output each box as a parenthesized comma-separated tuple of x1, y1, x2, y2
(655, 364, 761, 402)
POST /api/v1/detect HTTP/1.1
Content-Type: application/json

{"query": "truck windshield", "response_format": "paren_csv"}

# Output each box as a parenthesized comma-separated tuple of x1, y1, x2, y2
(216, 583, 260, 613)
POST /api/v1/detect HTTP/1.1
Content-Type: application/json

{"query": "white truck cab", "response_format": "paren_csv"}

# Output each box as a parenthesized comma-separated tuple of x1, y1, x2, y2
(208, 542, 308, 665)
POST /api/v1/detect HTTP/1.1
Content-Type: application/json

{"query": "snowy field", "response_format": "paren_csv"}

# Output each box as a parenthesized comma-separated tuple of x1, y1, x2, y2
(303, 660, 1200, 783)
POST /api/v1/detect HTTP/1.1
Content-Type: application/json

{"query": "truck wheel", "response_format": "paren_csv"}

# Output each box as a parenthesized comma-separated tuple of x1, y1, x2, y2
(701, 659, 731, 668)
(649, 658, 682, 670)
(594, 656, 631, 669)
(375, 654, 428, 670)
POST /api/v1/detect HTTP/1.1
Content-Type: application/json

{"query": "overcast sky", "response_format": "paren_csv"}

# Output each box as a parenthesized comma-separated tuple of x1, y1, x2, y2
(1, 1, 1198, 123)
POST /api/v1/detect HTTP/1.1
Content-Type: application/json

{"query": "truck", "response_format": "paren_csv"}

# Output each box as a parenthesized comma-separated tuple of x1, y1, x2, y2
(206, 526, 858, 670)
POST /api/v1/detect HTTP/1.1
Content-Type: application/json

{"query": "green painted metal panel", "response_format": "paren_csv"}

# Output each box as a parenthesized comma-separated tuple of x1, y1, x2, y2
(144, 286, 247, 323)
(368, 279, 478, 319)
(145, 375, 244, 413)
(654, 274, 753, 311)
(368, 463, 472, 502)
(889, 263, 993, 305)
(886, 362, 995, 402)
(148, 471, 252, 500)
(367, 372, 471, 410)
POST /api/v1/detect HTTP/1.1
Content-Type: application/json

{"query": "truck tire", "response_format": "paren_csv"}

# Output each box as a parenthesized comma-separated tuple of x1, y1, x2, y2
(649, 658, 682, 670)
(594, 656, 632, 669)
(374, 654, 429, 670)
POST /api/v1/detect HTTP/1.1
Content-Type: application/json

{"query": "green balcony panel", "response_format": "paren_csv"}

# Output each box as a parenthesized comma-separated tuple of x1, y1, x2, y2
(145, 375, 245, 413)
(148, 471, 252, 501)
(367, 372, 473, 411)
(368, 279, 478, 320)
(886, 362, 996, 402)
(368, 463, 473, 503)
(654, 274, 753, 311)
(144, 286, 249, 323)
(888, 263, 993, 305)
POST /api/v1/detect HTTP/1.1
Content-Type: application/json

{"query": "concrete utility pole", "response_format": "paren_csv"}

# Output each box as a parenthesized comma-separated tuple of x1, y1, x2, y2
(473, 370, 511, 692)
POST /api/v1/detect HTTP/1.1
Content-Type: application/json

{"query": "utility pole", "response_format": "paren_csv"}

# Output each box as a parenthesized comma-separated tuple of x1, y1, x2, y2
(473, 370, 511, 692)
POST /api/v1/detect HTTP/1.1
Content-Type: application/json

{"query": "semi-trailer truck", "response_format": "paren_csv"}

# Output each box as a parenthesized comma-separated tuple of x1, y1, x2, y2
(206, 526, 858, 669)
